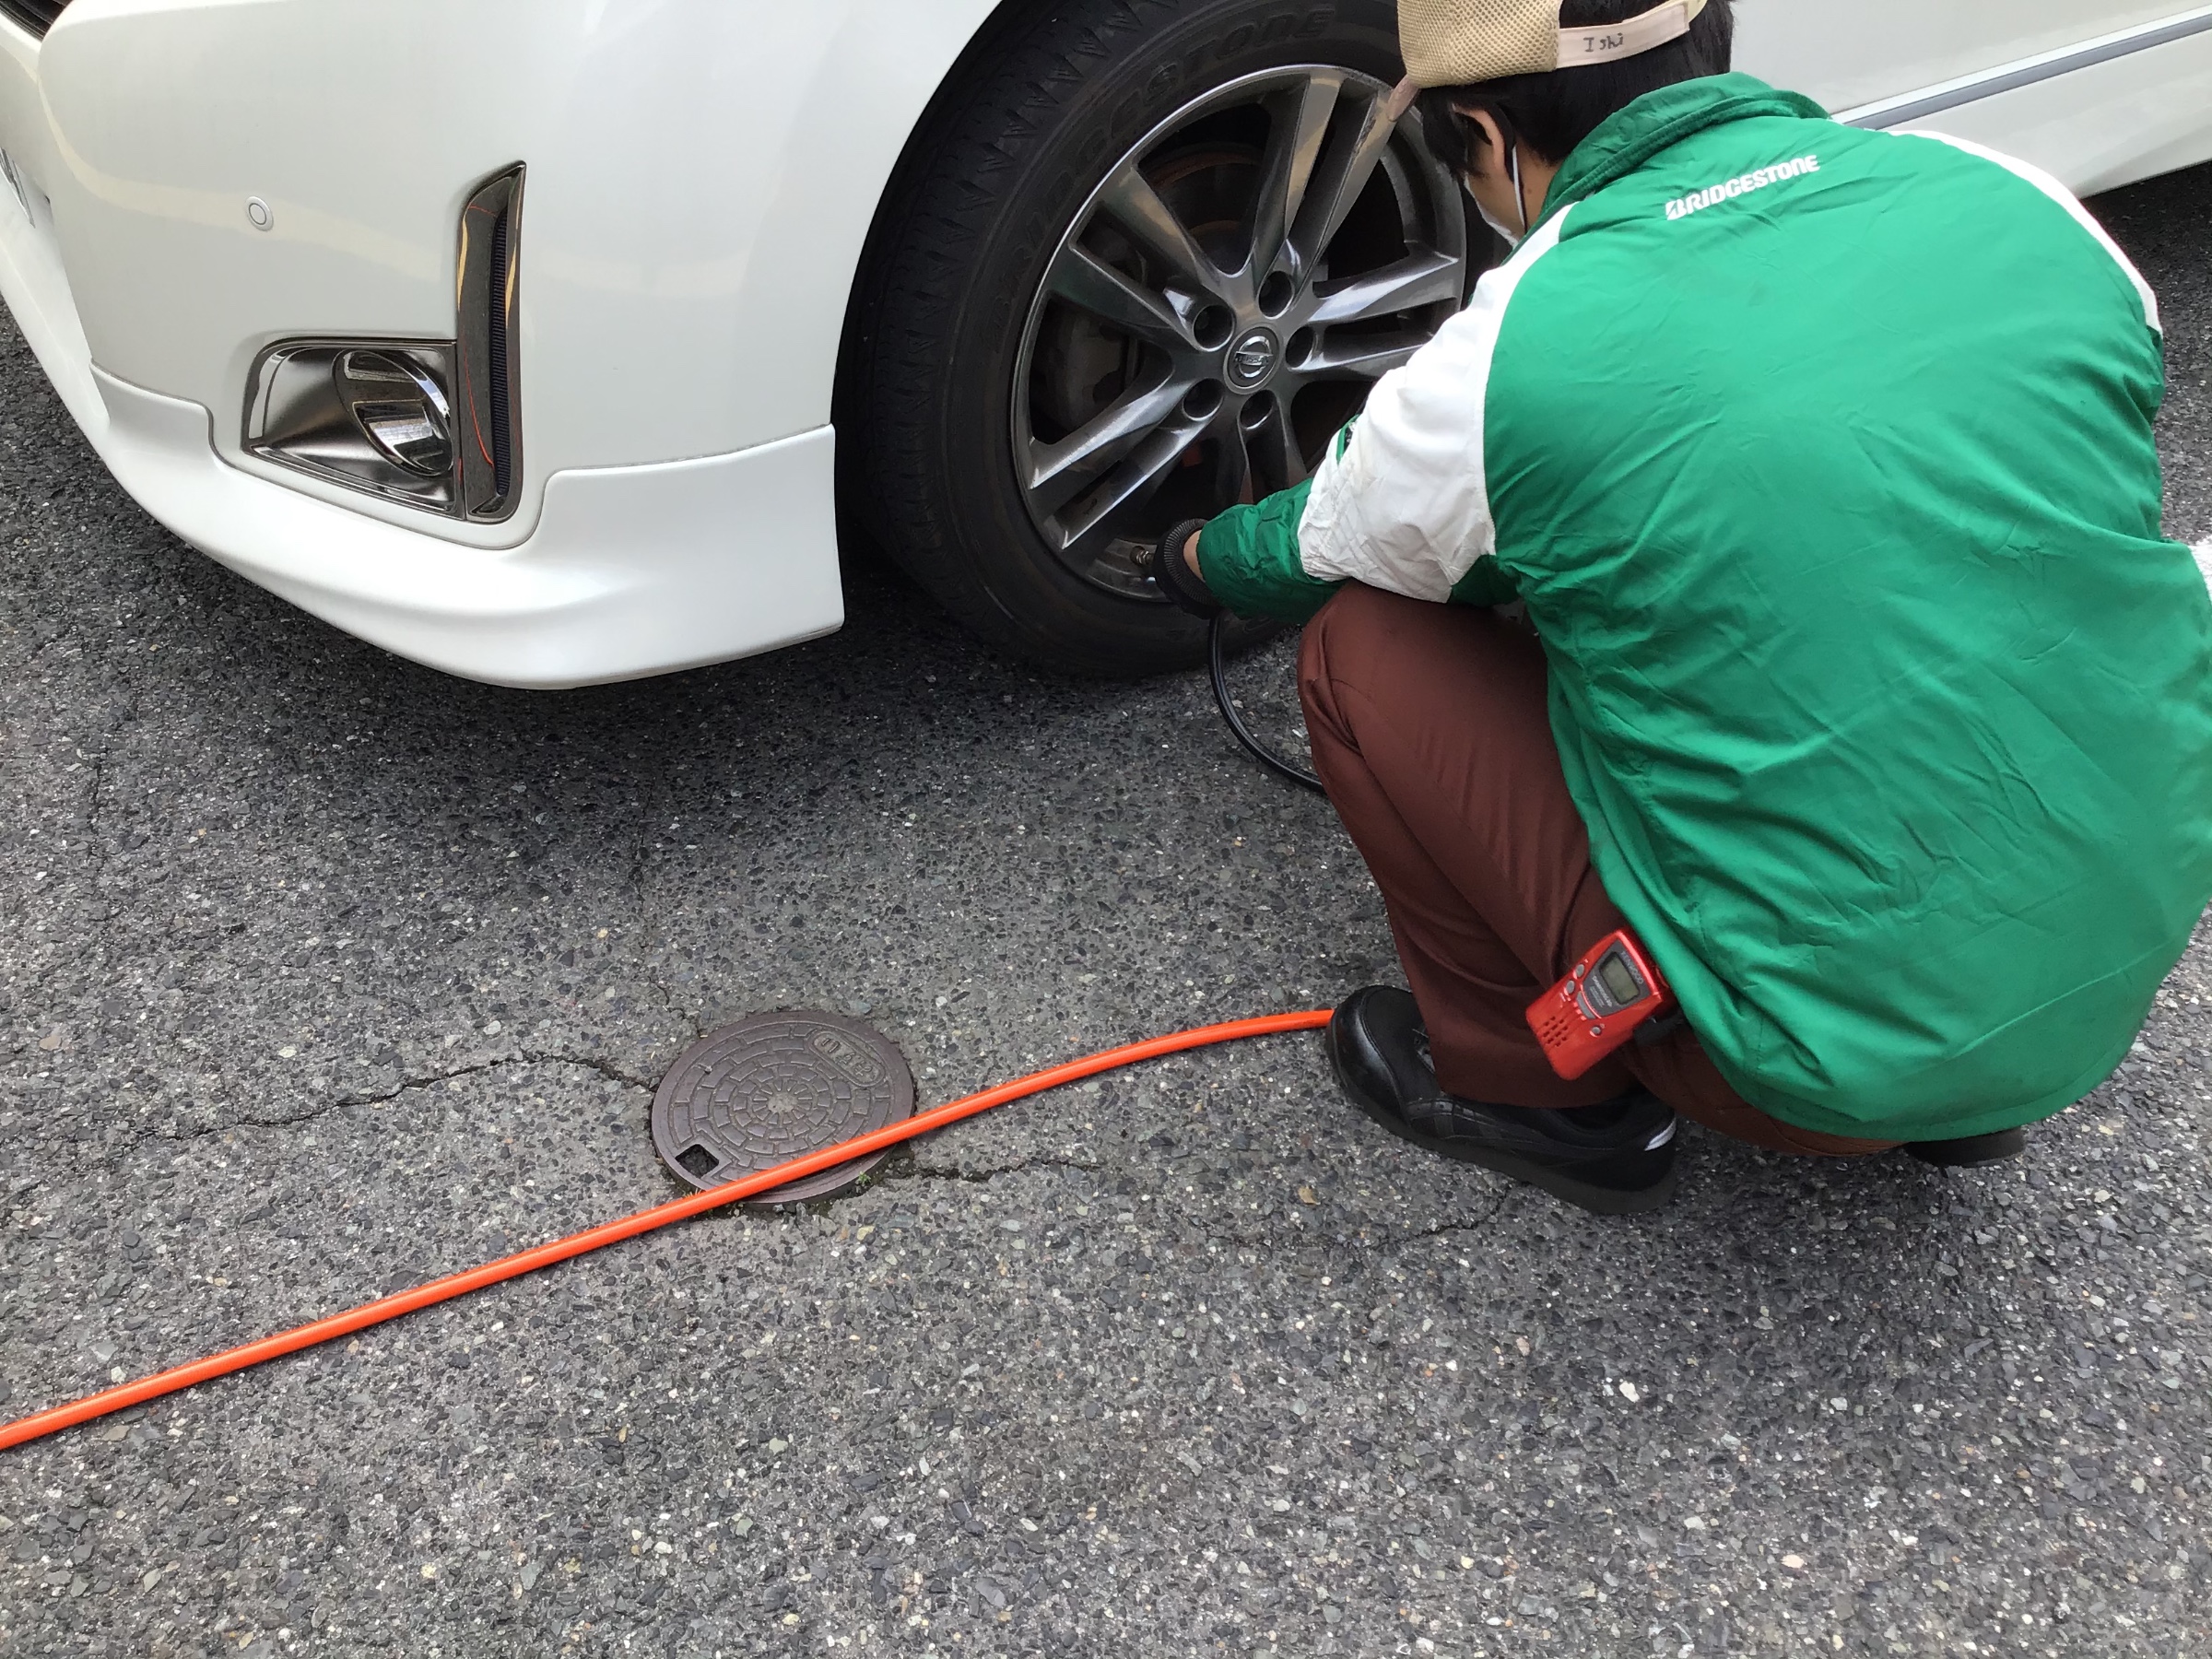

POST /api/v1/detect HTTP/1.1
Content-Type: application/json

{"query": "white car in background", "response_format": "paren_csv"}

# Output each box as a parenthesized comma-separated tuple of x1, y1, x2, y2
(0, 1, 2206, 686)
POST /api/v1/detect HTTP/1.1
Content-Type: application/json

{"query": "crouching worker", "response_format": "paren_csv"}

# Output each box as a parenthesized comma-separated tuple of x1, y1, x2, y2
(1150, 0, 2212, 1212)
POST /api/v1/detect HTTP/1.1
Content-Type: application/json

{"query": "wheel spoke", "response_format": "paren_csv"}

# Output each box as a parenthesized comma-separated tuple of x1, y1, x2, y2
(1053, 414, 1210, 557)
(1303, 247, 1462, 327)
(1023, 375, 1194, 518)
(1246, 73, 1343, 286)
(1212, 407, 1254, 507)
(1285, 83, 1397, 280)
(1297, 331, 1425, 382)
(1243, 394, 1309, 495)
(1047, 242, 1192, 353)
(1095, 163, 1225, 299)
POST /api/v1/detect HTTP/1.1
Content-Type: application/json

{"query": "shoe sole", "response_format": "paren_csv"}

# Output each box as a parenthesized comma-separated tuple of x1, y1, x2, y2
(1906, 1147, 2025, 1170)
(1331, 1037, 1678, 1217)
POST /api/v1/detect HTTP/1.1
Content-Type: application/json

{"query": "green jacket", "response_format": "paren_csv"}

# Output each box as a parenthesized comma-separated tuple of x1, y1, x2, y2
(1199, 74, 2212, 1141)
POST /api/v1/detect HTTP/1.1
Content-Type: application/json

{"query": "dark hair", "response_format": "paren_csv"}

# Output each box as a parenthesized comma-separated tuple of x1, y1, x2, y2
(1417, 0, 1735, 172)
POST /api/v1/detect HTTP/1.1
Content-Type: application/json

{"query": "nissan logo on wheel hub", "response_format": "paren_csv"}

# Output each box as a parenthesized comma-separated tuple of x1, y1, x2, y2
(1226, 327, 1281, 391)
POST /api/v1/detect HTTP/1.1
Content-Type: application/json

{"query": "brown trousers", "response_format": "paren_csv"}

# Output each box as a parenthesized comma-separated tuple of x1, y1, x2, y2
(1298, 585, 1895, 1159)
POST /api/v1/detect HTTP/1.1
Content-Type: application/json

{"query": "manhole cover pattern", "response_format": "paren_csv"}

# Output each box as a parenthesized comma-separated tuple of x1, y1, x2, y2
(651, 1011, 914, 1203)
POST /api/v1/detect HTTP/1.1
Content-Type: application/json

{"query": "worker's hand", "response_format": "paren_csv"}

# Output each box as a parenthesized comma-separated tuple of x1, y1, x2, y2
(1149, 518, 1220, 618)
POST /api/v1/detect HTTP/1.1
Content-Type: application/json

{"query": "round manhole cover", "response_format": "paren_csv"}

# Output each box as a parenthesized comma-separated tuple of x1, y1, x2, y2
(652, 1011, 914, 1203)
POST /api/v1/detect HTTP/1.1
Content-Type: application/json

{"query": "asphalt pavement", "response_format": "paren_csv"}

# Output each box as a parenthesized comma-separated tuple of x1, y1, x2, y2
(3, 163, 2211, 1659)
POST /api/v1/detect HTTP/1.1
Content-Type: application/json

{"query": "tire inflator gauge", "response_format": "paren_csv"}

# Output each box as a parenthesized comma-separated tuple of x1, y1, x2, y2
(1526, 928, 1674, 1079)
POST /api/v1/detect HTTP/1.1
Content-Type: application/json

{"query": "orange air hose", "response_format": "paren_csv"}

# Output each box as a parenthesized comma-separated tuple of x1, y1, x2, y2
(0, 1009, 1333, 1453)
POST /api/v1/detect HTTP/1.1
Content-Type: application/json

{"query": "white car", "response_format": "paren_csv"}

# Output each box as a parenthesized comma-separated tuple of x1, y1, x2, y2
(1, 1, 2206, 686)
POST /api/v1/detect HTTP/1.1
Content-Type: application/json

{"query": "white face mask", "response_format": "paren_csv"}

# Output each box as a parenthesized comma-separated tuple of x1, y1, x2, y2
(1467, 140, 1529, 249)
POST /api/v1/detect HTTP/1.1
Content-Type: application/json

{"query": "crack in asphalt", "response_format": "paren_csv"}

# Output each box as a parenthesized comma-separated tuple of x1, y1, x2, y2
(889, 1156, 1107, 1187)
(18, 1047, 1530, 1274)
(536, 1048, 660, 1095)
(145, 1049, 660, 1145)
(1383, 1184, 1522, 1251)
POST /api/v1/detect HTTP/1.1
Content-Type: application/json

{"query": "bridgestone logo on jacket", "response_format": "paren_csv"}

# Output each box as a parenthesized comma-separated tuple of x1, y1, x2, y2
(1194, 74, 2212, 1143)
(1665, 154, 1818, 218)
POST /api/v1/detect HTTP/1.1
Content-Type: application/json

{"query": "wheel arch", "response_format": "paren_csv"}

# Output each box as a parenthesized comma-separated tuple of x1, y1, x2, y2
(685, 0, 1008, 443)
(828, 0, 1075, 502)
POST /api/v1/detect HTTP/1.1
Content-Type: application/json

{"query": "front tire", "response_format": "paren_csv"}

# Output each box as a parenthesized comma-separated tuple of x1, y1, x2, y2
(840, 0, 1467, 676)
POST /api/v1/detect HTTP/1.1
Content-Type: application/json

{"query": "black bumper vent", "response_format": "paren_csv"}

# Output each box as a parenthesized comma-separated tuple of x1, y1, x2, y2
(0, 0, 68, 40)
(454, 165, 524, 522)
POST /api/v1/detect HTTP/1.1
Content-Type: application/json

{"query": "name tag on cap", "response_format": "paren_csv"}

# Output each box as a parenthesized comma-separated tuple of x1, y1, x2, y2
(1559, 0, 1704, 66)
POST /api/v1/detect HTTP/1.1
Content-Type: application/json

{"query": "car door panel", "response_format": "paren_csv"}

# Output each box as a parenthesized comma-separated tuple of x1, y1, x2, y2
(1735, 0, 2190, 112)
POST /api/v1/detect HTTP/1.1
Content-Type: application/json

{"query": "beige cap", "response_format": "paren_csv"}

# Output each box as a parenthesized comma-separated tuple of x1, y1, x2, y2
(1400, 0, 1709, 88)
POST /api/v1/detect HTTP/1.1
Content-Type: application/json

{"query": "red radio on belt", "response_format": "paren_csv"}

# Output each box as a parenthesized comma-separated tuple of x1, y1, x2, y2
(1526, 928, 1674, 1079)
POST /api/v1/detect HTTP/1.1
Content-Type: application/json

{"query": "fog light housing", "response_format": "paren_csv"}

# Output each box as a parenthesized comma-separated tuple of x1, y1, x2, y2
(246, 341, 460, 509)
(243, 164, 522, 521)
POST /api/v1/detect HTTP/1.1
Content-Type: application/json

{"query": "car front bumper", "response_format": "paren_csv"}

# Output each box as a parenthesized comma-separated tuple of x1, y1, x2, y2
(0, 202, 843, 687)
(0, 0, 876, 687)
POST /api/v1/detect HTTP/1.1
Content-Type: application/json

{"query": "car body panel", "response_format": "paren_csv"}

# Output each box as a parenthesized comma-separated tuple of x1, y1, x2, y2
(0, 0, 2206, 684)
(1736, 0, 2190, 111)
(1847, 22, 2212, 199)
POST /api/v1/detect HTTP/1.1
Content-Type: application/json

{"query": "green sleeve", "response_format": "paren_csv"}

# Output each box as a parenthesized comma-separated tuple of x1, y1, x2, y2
(1194, 477, 1342, 624)
(1196, 416, 1519, 618)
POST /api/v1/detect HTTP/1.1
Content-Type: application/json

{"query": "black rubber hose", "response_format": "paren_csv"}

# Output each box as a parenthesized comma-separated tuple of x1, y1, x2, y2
(1209, 613, 1325, 795)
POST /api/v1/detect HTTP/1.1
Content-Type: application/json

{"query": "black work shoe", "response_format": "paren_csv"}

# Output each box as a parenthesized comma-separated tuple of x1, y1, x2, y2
(1325, 986, 1678, 1215)
(1906, 1128, 2028, 1169)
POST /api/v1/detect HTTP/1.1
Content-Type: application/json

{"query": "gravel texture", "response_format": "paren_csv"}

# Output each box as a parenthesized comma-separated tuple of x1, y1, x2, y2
(1, 165, 2209, 1659)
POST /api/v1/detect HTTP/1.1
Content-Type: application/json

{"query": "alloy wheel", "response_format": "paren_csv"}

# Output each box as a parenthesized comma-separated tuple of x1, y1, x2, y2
(1010, 66, 1469, 597)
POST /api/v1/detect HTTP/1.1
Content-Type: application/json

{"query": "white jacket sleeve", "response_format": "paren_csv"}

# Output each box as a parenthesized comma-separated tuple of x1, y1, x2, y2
(1296, 206, 1572, 600)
